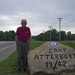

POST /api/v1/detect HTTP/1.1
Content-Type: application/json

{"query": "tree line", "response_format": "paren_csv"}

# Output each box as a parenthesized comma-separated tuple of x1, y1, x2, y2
(34, 29, 75, 41)
(0, 29, 75, 41)
(0, 30, 15, 41)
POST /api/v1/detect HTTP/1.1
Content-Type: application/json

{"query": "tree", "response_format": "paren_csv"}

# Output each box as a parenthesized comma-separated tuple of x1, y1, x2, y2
(36, 33, 44, 41)
(44, 31, 50, 41)
(4, 31, 11, 41)
(9, 30, 15, 41)
(4, 30, 15, 41)
(71, 34, 75, 40)
(67, 31, 72, 40)
(61, 31, 66, 41)
(51, 29, 58, 41)
(36, 29, 59, 41)
(0, 31, 5, 41)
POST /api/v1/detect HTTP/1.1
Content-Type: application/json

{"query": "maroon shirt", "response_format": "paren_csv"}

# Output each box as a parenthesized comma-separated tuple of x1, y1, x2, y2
(16, 26, 31, 42)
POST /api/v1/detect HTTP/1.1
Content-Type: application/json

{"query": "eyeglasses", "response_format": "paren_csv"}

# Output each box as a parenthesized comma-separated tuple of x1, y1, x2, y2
(21, 22, 27, 24)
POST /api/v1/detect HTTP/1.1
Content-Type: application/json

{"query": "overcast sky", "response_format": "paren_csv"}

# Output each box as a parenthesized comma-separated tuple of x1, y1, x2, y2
(0, 0, 75, 35)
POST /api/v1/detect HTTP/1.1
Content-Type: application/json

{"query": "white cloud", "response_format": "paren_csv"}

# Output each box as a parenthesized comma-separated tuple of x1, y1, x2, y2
(0, 0, 75, 35)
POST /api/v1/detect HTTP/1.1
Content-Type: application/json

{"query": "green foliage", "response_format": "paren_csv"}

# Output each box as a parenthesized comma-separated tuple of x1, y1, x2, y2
(0, 31, 5, 41)
(0, 30, 15, 41)
(66, 31, 72, 40)
(71, 34, 75, 40)
(0, 29, 75, 41)
(35, 29, 67, 41)
(35, 29, 75, 41)
(61, 31, 66, 41)
(51, 29, 58, 41)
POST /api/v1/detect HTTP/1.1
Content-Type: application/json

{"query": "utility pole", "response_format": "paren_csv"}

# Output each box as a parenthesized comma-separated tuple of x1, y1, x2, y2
(49, 26, 52, 41)
(57, 18, 63, 42)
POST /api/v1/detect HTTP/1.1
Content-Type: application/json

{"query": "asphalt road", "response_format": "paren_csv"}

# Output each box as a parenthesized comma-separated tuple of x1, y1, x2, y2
(0, 41, 16, 61)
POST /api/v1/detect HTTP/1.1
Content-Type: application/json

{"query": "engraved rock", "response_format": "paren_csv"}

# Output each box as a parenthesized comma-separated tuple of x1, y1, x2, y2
(28, 42, 75, 75)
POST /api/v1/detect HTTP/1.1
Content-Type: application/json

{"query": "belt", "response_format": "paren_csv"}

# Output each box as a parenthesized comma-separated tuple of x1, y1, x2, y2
(18, 40, 28, 43)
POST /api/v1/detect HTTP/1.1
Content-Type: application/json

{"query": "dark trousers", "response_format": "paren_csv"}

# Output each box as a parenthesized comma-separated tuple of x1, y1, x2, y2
(17, 41, 29, 70)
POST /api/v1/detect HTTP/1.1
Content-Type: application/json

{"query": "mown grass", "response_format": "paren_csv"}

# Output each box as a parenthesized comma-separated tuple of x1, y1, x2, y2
(30, 41, 44, 50)
(0, 41, 44, 75)
(0, 41, 75, 75)
(61, 41, 75, 49)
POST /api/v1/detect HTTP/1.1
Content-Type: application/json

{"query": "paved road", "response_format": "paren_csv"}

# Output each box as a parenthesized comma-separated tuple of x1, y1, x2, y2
(0, 41, 16, 61)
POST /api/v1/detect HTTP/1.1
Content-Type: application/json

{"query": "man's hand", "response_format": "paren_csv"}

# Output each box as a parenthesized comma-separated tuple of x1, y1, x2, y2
(28, 43, 31, 46)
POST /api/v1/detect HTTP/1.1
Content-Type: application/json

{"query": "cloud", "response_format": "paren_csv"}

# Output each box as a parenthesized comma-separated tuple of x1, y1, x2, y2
(0, 0, 75, 35)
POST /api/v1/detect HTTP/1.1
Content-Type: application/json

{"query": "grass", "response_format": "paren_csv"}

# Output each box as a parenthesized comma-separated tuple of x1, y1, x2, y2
(0, 41, 44, 75)
(0, 41, 75, 75)
(30, 41, 44, 50)
(61, 41, 75, 49)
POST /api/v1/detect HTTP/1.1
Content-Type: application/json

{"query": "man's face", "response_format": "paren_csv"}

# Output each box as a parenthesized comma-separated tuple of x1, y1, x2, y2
(21, 22, 26, 28)
(21, 19, 27, 28)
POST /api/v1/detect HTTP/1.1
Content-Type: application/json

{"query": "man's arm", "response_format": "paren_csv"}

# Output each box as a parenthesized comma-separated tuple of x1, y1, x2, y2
(28, 35, 31, 46)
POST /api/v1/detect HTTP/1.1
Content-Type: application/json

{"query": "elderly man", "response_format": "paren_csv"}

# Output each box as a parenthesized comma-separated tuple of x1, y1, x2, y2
(15, 19, 31, 72)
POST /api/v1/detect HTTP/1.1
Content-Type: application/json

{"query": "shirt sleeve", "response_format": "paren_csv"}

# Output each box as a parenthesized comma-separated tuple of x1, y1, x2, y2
(29, 27, 31, 36)
(16, 28, 19, 36)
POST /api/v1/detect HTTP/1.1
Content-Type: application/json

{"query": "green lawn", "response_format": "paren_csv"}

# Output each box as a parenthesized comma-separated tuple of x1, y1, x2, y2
(0, 41, 44, 75)
(0, 41, 75, 75)
(61, 41, 75, 49)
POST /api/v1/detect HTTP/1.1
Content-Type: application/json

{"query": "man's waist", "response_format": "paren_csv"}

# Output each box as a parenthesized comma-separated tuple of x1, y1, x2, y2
(18, 40, 28, 43)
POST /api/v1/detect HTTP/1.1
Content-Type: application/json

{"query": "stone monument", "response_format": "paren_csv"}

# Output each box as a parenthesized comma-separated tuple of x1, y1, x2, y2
(28, 42, 75, 75)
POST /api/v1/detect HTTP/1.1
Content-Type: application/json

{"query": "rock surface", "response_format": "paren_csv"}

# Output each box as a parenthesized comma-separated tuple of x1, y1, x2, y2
(28, 42, 75, 75)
